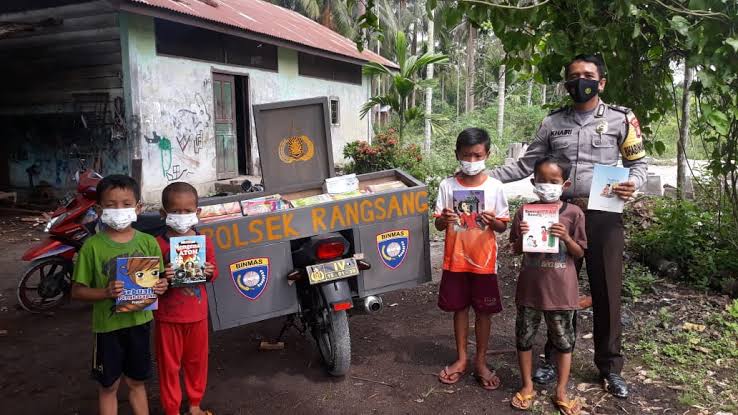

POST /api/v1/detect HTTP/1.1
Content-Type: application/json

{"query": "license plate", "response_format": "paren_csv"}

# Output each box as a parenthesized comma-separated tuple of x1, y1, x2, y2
(307, 258, 359, 285)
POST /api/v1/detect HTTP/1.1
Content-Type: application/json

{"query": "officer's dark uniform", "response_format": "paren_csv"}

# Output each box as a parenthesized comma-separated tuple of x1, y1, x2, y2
(489, 100, 648, 377)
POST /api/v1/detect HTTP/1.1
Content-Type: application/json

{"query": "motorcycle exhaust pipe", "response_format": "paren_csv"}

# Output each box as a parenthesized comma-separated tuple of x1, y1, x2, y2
(354, 295, 383, 314)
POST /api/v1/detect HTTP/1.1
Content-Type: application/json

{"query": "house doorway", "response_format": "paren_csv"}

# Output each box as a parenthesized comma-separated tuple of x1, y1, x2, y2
(212, 73, 251, 180)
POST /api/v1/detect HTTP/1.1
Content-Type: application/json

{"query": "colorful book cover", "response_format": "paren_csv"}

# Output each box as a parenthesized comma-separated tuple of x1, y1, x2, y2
(522, 204, 559, 253)
(588, 164, 630, 213)
(452, 190, 485, 231)
(170, 235, 207, 287)
(115, 257, 159, 312)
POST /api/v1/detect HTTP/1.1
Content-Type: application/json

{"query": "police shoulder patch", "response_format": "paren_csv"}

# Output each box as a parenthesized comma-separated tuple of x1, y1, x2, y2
(621, 111, 646, 161)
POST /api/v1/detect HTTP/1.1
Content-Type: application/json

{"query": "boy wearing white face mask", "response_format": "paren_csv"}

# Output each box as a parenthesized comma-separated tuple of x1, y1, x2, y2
(434, 128, 510, 391)
(71, 175, 168, 415)
(154, 182, 218, 415)
(509, 156, 587, 414)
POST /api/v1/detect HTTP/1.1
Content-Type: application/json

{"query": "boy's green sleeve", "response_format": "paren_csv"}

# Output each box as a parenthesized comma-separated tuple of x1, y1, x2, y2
(72, 243, 95, 287)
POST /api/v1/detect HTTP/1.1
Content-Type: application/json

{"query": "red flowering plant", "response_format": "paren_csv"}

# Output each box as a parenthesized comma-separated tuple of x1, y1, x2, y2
(343, 129, 427, 179)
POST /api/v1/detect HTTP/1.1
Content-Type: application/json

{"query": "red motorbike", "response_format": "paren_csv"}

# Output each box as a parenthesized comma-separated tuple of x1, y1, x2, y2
(17, 166, 102, 312)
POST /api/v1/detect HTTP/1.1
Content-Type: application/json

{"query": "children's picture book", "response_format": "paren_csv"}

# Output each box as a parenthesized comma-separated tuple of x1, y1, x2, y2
(588, 164, 631, 213)
(522, 204, 559, 253)
(115, 257, 160, 312)
(452, 190, 485, 231)
(170, 235, 207, 287)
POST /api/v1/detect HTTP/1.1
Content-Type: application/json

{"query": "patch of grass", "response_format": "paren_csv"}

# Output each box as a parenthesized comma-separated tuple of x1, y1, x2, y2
(626, 299, 738, 412)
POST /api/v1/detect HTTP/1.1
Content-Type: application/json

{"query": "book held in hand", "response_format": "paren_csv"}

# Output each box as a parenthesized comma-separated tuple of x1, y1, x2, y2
(522, 204, 559, 254)
(587, 164, 630, 213)
(115, 257, 160, 312)
(452, 190, 485, 231)
(170, 235, 207, 287)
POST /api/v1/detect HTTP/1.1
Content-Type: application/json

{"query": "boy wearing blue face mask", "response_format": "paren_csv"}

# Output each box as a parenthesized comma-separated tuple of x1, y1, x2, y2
(434, 128, 510, 391)
(155, 182, 218, 415)
(509, 156, 587, 414)
(71, 174, 168, 415)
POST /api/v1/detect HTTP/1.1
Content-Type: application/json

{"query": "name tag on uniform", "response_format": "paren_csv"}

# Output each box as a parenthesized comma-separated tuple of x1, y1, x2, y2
(551, 128, 573, 138)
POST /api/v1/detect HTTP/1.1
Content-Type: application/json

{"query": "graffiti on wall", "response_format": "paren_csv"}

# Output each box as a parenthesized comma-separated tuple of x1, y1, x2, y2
(172, 93, 210, 155)
(144, 131, 193, 182)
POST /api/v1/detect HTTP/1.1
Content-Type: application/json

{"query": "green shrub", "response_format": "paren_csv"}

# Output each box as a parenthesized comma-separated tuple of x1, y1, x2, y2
(622, 261, 657, 301)
(629, 196, 738, 290)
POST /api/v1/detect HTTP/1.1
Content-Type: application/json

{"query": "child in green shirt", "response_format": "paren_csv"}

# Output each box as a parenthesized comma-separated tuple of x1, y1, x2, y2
(71, 174, 167, 415)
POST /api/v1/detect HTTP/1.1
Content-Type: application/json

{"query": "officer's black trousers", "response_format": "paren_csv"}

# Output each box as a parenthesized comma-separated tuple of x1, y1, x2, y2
(543, 210, 624, 376)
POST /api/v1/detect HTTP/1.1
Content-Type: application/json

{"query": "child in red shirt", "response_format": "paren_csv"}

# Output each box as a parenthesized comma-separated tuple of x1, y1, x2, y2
(155, 182, 218, 415)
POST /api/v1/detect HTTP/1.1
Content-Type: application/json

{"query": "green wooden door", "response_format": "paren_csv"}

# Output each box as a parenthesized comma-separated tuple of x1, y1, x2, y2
(213, 73, 238, 180)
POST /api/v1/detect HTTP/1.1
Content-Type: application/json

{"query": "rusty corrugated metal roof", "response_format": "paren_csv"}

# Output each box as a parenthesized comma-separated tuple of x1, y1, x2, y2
(125, 0, 397, 68)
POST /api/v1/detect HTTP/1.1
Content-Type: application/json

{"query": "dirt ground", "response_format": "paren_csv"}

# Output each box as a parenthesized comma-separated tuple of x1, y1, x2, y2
(0, 216, 693, 415)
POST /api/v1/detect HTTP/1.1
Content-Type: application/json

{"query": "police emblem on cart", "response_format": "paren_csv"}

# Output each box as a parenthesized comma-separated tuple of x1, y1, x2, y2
(230, 258, 270, 300)
(376, 230, 409, 269)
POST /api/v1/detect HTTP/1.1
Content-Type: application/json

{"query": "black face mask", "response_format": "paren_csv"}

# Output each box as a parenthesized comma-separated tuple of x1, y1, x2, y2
(564, 78, 600, 103)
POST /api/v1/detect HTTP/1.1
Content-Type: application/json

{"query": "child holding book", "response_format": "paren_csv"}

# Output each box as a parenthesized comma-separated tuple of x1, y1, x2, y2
(434, 128, 510, 390)
(71, 175, 168, 415)
(509, 156, 587, 414)
(155, 182, 218, 415)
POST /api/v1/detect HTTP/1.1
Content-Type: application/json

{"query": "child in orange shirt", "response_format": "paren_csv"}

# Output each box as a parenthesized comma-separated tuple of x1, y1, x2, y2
(434, 128, 510, 390)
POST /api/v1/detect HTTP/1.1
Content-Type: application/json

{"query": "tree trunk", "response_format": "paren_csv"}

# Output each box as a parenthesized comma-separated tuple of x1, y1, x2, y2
(440, 72, 445, 104)
(465, 23, 477, 113)
(526, 80, 533, 106)
(424, 9, 435, 153)
(376, 41, 382, 132)
(497, 64, 506, 140)
(541, 84, 547, 105)
(411, 20, 419, 108)
(456, 63, 461, 118)
(677, 64, 694, 199)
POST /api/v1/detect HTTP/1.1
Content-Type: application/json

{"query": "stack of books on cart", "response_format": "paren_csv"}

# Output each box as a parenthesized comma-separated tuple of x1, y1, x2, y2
(197, 174, 410, 222)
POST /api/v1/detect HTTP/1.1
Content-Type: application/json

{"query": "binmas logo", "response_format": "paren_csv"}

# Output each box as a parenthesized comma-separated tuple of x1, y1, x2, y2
(230, 258, 269, 300)
(376, 230, 409, 269)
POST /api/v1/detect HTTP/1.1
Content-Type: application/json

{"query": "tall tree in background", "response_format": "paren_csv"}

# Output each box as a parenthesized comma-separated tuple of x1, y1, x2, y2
(497, 63, 506, 138)
(424, 9, 435, 152)
(464, 22, 477, 113)
(360, 32, 448, 142)
(270, 0, 357, 38)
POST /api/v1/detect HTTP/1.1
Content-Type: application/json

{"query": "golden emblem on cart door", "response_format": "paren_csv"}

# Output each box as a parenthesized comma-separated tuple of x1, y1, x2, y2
(278, 134, 315, 163)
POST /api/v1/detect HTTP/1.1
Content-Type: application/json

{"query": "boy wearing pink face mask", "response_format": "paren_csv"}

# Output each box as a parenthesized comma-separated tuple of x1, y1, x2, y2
(155, 182, 218, 415)
(71, 174, 168, 415)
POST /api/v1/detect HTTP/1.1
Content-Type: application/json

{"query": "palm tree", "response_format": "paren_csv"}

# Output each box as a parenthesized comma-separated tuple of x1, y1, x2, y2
(269, 0, 357, 38)
(360, 31, 448, 142)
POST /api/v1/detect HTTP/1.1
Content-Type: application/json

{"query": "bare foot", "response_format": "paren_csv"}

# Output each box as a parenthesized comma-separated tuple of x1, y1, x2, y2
(438, 359, 467, 384)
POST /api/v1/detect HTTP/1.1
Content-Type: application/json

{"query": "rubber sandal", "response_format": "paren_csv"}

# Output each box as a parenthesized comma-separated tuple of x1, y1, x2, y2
(474, 370, 501, 390)
(551, 397, 582, 415)
(510, 391, 536, 410)
(438, 366, 466, 385)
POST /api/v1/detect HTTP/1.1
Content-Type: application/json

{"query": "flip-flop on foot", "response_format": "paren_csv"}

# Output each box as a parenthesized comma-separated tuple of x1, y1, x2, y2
(551, 397, 582, 415)
(438, 366, 466, 385)
(510, 391, 536, 410)
(474, 370, 501, 390)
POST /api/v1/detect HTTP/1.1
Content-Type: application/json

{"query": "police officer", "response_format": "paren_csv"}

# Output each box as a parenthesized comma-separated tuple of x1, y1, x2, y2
(489, 54, 647, 399)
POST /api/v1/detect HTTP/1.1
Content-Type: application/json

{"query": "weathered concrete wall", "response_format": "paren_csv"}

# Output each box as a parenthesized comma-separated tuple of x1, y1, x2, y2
(121, 13, 371, 203)
(0, 1, 129, 191)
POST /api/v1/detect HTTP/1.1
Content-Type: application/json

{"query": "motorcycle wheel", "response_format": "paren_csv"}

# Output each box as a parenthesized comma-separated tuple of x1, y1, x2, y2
(311, 292, 351, 377)
(17, 257, 72, 313)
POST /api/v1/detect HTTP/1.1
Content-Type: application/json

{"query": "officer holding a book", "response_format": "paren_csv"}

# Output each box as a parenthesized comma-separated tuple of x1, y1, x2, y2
(488, 54, 648, 399)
